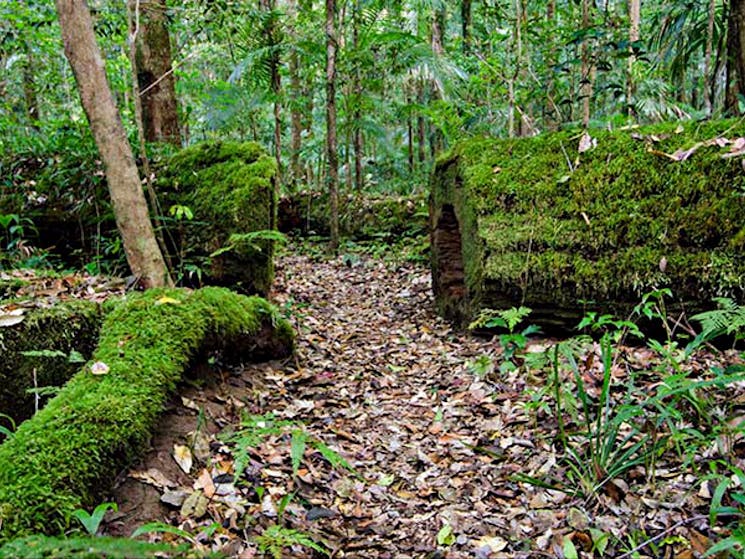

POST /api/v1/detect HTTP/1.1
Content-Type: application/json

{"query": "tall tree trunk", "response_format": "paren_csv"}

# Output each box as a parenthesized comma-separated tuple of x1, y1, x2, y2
(288, 0, 302, 191)
(417, 78, 426, 165)
(261, 0, 282, 183)
(727, 0, 745, 114)
(545, 0, 560, 130)
(326, 0, 339, 251)
(626, 0, 640, 117)
(581, 0, 593, 128)
(353, 0, 363, 192)
(461, 0, 472, 53)
(22, 44, 40, 129)
(704, 0, 716, 116)
(56, 0, 171, 288)
(128, 0, 180, 145)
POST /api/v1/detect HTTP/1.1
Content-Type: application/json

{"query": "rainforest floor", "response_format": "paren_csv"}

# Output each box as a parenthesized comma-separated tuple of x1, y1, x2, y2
(104, 246, 745, 559)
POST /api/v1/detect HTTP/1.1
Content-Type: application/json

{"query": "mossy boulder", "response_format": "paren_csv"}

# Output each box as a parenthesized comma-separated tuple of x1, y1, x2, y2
(0, 299, 102, 427)
(0, 287, 293, 540)
(158, 141, 278, 295)
(430, 120, 745, 330)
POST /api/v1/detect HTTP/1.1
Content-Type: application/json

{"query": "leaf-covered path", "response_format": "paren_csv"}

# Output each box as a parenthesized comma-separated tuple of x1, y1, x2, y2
(109, 249, 740, 558)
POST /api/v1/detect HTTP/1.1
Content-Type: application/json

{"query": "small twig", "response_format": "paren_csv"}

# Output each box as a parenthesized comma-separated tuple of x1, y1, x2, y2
(615, 514, 708, 559)
(33, 367, 38, 414)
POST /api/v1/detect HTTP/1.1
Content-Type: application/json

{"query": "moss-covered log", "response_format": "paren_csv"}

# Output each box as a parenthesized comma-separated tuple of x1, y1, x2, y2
(0, 299, 102, 427)
(158, 141, 278, 295)
(0, 287, 293, 540)
(430, 120, 745, 330)
(278, 192, 428, 240)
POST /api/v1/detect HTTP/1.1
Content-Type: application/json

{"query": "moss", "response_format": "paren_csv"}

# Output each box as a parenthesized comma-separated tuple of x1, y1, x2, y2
(0, 299, 102, 427)
(278, 192, 428, 240)
(431, 119, 745, 327)
(0, 287, 293, 540)
(159, 141, 278, 295)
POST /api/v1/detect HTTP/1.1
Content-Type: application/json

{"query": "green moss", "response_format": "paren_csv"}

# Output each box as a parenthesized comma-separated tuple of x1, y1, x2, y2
(0, 287, 293, 540)
(159, 141, 278, 295)
(0, 300, 102, 426)
(278, 192, 428, 239)
(431, 119, 745, 325)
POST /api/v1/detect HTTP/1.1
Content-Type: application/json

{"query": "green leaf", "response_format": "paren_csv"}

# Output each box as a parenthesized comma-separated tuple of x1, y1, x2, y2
(72, 502, 117, 535)
(290, 429, 308, 476)
(132, 521, 195, 542)
(437, 524, 455, 546)
(563, 536, 579, 559)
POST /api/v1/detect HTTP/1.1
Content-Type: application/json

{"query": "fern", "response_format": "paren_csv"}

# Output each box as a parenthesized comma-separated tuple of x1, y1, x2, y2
(0, 535, 189, 559)
(692, 297, 745, 340)
(469, 306, 532, 333)
(255, 525, 328, 559)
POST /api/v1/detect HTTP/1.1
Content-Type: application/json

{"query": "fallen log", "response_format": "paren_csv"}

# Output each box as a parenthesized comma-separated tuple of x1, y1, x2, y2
(0, 287, 293, 540)
(430, 120, 745, 331)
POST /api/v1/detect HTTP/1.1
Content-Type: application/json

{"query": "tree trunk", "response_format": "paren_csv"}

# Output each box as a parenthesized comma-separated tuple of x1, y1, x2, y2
(261, 0, 282, 183)
(128, 0, 180, 145)
(353, 0, 363, 192)
(55, 0, 171, 288)
(581, 0, 593, 128)
(22, 44, 40, 129)
(727, 0, 745, 114)
(626, 0, 640, 117)
(288, 0, 302, 191)
(545, 0, 560, 130)
(326, 0, 339, 251)
(704, 0, 716, 116)
(461, 0, 472, 53)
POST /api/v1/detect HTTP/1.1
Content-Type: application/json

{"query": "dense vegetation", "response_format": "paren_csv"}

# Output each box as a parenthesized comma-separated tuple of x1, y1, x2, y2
(2, 0, 745, 557)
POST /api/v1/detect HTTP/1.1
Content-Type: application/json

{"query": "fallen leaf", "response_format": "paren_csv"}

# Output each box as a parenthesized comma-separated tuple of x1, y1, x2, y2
(90, 361, 110, 376)
(173, 444, 193, 474)
(155, 296, 182, 306)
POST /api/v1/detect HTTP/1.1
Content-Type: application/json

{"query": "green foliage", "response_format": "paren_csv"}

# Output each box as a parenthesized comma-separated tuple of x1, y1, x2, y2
(220, 413, 355, 481)
(691, 297, 745, 346)
(71, 503, 117, 536)
(469, 307, 542, 374)
(0, 534, 187, 559)
(254, 525, 328, 559)
(0, 288, 293, 541)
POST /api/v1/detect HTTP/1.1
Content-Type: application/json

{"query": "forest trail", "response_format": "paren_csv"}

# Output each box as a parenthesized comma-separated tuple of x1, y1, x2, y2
(107, 250, 721, 558)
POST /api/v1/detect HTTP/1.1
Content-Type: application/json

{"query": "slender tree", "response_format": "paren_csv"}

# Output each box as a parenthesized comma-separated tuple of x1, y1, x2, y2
(627, 0, 640, 116)
(128, 0, 180, 145)
(727, 0, 745, 114)
(326, 0, 339, 251)
(55, 0, 171, 288)
(704, 0, 716, 116)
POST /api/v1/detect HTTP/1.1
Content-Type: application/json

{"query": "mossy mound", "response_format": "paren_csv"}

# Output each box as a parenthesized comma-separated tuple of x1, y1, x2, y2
(158, 141, 278, 295)
(0, 287, 293, 540)
(430, 119, 745, 329)
(0, 299, 102, 427)
(279, 191, 428, 240)
(0, 534, 196, 559)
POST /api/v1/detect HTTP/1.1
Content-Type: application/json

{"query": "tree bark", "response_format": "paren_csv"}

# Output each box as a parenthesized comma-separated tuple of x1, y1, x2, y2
(461, 0, 472, 53)
(326, 0, 339, 251)
(353, 0, 363, 192)
(128, 0, 180, 145)
(626, 0, 640, 117)
(704, 0, 716, 116)
(581, 0, 593, 128)
(727, 0, 745, 114)
(261, 0, 282, 183)
(22, 44, 40, 129)
(55, 0, 171, 288)
(288, 0, 302, 191)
